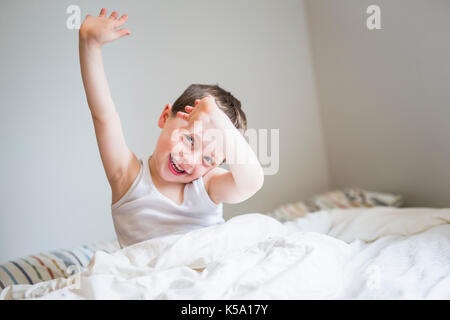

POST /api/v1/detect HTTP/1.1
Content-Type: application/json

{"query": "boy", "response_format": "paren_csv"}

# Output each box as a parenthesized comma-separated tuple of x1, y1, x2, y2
(79, 8, 264, 247)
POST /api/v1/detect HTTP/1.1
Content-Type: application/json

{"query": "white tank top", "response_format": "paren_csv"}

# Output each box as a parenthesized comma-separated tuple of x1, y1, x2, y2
(111, 155, 224, 248)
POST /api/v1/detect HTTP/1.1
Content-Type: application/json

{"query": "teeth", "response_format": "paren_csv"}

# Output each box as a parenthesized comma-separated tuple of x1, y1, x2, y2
(173, 161, 183, 172)
(171, 155, 185, 173)
(174, 162, 184, 172)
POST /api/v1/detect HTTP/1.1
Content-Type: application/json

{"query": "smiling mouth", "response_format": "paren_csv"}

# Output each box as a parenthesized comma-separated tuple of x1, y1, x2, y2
(169, 154, 186, 175)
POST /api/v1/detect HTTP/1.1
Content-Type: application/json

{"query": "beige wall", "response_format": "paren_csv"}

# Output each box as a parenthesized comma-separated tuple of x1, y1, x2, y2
(306, 0, 450, 207)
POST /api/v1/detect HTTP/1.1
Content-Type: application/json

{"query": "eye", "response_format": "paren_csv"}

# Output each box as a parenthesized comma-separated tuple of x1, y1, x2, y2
(184, 134, 194, 145)
(204, 156, 213, 166)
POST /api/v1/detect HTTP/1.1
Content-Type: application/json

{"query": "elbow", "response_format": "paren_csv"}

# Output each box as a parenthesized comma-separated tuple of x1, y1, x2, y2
(247, 168, 264, 195)
(232, 172, 264, 203)
(255, 168, 264, 191)
(232, 168, 264, 203)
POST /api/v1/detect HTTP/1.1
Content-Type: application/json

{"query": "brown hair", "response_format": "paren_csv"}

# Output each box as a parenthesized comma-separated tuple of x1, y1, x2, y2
(171, 84, 247, 135)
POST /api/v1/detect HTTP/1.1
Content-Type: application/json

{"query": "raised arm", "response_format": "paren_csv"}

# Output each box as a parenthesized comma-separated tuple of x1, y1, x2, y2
(79, 8, 137, 188)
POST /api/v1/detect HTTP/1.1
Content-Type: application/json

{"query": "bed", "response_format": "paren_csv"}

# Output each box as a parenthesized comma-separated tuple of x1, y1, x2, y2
(1, 188, 449, 300)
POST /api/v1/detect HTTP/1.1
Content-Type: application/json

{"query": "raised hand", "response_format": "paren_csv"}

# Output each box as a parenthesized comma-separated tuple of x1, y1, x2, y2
(79, 8, 130, 47)
(177, 96, 225, 125)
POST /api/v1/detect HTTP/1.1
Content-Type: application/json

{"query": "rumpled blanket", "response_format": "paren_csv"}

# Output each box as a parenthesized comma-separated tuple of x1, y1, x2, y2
(2, 206, 450, 299)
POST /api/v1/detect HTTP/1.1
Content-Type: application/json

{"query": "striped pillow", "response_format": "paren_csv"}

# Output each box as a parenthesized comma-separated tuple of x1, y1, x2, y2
(267, 188, 403, 222)
(0, 239, 120, 291)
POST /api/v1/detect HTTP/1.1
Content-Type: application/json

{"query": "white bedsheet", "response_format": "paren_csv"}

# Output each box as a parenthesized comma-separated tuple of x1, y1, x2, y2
(2, 206, 450, 299)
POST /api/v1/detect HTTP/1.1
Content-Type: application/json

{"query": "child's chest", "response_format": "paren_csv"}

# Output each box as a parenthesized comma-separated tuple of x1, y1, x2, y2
(155, 185, 186, 206)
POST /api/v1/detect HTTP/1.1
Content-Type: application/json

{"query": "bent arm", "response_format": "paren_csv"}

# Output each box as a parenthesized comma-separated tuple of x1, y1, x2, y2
(208, 120, 264, 204)
(178, 96, 264, 204)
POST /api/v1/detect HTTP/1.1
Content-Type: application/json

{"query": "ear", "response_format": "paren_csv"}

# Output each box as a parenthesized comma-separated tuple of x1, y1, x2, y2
(158, 103, 172, 128)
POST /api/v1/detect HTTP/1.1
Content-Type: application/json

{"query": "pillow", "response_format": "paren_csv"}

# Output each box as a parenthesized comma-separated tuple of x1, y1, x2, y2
(267, 187, 403, 222)
(0, 239, 120, 291)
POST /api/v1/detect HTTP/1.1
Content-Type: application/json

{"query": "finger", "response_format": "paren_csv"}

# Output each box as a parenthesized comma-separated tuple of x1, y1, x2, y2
(185, 105, 194, 113)
(194, 99, 200, 105)
(177, 111, 189, 121)
(116, 28, 131, 38)
(109, 11, 118, 20)
(114, 14, 129, 27)
(201, 95, 214, 104)
(99, 8, 107, 17)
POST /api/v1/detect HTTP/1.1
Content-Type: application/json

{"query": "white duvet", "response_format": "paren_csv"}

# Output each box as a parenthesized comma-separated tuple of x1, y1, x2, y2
(2, 206, 450, 300)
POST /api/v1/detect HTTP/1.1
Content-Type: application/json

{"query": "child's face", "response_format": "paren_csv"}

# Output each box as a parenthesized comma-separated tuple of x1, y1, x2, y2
(152, 104, 225, 183)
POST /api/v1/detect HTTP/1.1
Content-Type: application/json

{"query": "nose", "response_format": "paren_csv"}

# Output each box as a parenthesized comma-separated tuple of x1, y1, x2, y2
(174, 149, 202, 174)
